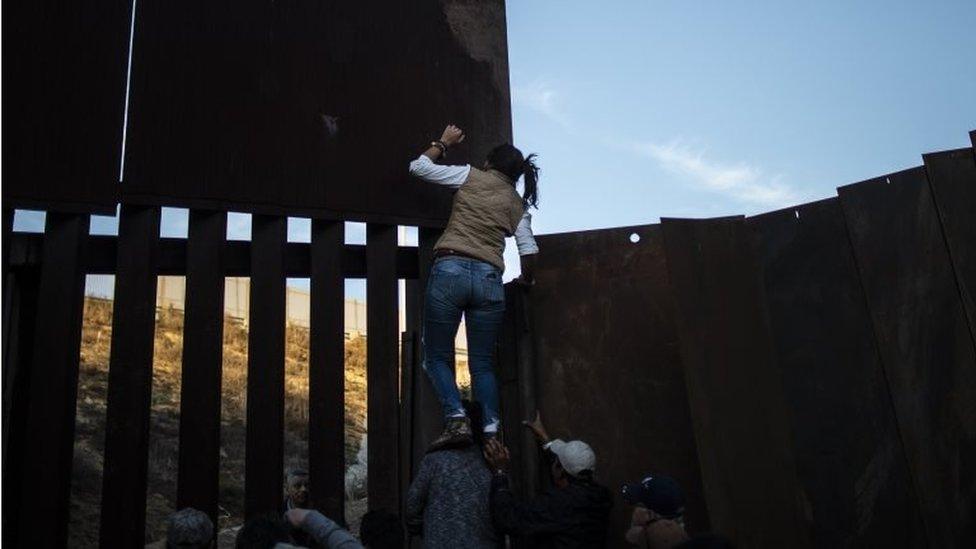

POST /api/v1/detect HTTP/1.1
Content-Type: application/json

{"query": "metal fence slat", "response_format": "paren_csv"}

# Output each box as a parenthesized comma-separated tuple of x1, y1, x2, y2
(177, 210, 227, 527)
(244, 215, 287, 518)
(366, 223, 399, 511)
(309, 219, 345, 520)
(99, 205, 161, 547)
(16, 212, 89, 547)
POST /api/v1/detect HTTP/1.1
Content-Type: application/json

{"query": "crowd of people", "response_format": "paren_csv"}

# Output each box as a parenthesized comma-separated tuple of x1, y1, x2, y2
(151, 408, 732, 549)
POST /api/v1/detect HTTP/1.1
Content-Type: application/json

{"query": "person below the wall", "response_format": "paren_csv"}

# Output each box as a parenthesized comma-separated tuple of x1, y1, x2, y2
(358, 509, 405, 549)
(621, 474, 689, 548)
(405, 400, 501, 548)
(482, 411, 612, 548)
(145, 507, 214, 549)
(284, 469, 310, 510)
(408, 124, 541, 451)
(283, 469, 314, 546)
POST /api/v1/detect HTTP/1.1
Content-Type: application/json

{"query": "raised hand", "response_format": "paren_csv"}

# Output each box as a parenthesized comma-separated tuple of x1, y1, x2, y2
(483, 438, 511, 473)
(521, 410, 550, 443)
(440, 124, 466, 147)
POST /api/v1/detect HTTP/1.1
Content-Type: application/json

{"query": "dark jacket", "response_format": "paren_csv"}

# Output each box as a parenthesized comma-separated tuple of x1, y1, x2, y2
(490, 473, 613, 548)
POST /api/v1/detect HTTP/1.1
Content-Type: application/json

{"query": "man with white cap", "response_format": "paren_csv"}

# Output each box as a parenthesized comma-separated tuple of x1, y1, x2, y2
(483, 411, 612, 548)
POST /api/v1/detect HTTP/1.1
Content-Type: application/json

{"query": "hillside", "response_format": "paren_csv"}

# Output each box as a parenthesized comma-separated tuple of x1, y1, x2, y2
(70, 297, 472, 546)
(70, 298, 372, 546)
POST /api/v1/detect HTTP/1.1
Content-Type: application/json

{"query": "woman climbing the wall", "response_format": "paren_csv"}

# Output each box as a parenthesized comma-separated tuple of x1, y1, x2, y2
(408, 124, 540, 451)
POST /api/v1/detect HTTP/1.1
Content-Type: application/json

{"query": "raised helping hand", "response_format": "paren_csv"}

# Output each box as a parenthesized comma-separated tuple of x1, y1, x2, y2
(521, 410, 550, 443)
(483, 438, 511, 474)
(440, 124, 466, 147)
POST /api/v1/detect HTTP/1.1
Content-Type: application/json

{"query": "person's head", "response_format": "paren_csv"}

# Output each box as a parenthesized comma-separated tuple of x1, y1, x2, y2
(461, 399, 486, 448)
(359, 509, 404, 549)
(484, 144, 540, 209)
(622, 474, 685, 520)
(285, 469, 309, 507)
(166, 507, 214, 549)
(235, 515, 291, 549)
(546, 439, 596, 487)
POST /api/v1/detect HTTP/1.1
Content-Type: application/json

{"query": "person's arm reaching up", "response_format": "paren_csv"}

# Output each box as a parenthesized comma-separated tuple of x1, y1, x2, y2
(408, 125, 470, 188)
(484, 439, 565, 536)
(522, 411, 551, 445)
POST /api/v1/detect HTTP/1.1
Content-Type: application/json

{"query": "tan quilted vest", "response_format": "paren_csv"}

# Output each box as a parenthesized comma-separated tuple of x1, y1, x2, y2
(434, 167, 525, 270)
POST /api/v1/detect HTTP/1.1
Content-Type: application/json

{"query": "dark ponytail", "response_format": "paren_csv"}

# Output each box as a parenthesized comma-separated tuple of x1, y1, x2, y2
(521, 153, 540, 209)
(486, 144, 541, 209)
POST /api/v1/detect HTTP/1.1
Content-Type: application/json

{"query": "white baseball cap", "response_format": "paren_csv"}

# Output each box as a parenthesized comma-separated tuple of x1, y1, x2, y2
(545, 439, 596, 476)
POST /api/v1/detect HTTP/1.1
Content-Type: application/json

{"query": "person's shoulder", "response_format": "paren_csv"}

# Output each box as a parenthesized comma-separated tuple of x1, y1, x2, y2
(421, 449, 457, 468)
(569, 479, 614, 506)
(464, 166, 490, 183)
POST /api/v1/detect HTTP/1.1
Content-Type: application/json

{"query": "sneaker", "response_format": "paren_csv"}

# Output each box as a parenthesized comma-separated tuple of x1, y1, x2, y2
(428, 416, 473, 452)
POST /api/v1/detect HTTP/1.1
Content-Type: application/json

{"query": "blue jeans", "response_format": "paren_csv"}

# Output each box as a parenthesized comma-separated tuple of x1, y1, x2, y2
(423, 256, 505, 432)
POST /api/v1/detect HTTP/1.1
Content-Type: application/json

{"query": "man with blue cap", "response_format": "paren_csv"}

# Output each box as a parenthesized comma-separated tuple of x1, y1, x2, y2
(621, 474, 689, 548)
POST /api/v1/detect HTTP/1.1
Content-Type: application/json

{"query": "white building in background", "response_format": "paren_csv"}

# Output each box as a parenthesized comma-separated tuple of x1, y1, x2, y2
(84, 275, 468, 354)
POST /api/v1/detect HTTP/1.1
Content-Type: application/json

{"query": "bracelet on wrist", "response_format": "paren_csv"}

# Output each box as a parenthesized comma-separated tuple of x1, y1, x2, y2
(431, 140, 447, 156)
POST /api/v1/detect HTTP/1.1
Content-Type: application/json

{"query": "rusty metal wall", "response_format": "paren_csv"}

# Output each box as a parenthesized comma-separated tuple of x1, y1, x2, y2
(121, 0, 511, 225)
(750, 199, 924, 548)
(506, 134, 975, 548)
(521, 224, 709, 548)
(4, 0, 132, 213)
(661, 217, 812, 549)
(838, 167, 976, 548)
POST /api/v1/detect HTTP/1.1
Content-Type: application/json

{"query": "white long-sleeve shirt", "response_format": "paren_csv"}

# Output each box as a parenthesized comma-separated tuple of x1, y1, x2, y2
(409, 155, 539, 255)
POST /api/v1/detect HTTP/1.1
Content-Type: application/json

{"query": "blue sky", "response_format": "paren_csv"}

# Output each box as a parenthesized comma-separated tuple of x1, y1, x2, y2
(14, 0, 976, 295)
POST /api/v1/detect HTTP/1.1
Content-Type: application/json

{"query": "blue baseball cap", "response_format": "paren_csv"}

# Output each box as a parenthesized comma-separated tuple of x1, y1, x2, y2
(621, 474, 685, 518)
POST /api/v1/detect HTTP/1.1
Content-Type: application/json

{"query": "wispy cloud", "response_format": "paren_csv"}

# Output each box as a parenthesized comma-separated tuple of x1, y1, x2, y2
(628, 140, 801, 207)
(512, 79, 572, 129)
(512, 77, 801, 208)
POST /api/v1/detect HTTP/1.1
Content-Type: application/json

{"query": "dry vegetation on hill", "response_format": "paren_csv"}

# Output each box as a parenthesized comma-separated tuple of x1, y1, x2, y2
(69, 298, 370, 546)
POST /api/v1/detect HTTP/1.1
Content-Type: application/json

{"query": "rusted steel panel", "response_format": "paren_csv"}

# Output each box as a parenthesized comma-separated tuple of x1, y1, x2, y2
(529, 224, 709, 547)
(309, 219, 346, 520)
(4, 1, 130, 213)
(177, 210, 227, 527)
(750, 199, 924, 548)
(244, 215, 288, 518)
(661, 217, 811, 549)
(100, 206, 161, 547)
(122, 0, 510, 226)
(924, 149, 976, 343)
(838, 168, 976, 548)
